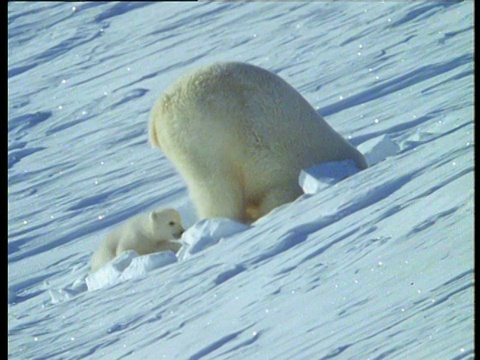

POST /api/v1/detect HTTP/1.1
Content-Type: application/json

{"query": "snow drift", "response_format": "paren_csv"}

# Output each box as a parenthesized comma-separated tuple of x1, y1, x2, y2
(8, 2, 473, 360)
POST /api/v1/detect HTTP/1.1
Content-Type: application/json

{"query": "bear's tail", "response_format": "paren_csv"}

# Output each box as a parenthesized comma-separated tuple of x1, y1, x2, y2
(352, 148, 369, 170)
(148, 114, 161, 148)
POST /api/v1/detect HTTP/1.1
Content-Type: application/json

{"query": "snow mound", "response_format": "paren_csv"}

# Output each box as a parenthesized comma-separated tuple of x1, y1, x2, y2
(119, 251, 178, 281)
(85, 250, 138, 291)
(177, 218, 250, 260)
(357, 134, 400, 166)
(85, 250, 177, 291)
(7, 2, 473, 358)
(299, 159, 361, 195)
(298, 136, 400, 195)
(48, 287, 80, 305)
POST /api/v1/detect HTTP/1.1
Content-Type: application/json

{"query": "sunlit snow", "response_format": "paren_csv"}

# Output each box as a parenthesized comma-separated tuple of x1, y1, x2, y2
(8, 2, 473, 359)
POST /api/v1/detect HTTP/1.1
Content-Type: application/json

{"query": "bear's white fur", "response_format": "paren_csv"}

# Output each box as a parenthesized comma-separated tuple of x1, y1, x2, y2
(90, 209, 184, 272)
(149, 62, 368, 223)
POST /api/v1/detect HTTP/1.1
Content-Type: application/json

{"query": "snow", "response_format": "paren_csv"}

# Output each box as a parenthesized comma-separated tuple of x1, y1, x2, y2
(177, 218, 250, 261)
(357, 134, 400, 167)
(299, 160, 362, 195)
(85, 250, 178, 292)
(8, 2, 473, 360)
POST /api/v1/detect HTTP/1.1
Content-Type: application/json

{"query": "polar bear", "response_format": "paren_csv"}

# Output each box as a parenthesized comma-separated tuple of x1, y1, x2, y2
(90, 209, 184, 272)
(149, 62, 368, 223)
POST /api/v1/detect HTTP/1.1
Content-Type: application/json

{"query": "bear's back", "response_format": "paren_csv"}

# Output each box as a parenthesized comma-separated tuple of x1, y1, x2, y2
(156, 62, 345, 163)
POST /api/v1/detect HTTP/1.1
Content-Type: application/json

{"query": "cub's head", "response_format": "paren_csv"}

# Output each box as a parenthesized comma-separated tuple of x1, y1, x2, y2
(149, 208, 184, 241)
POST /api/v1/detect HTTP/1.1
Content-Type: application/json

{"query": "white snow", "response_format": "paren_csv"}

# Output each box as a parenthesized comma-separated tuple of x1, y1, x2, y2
(8, 2, 473, 360)
(85, 250, 179, 292)
(85, 250, 140, 292)
(178, 218, 250, 261)
(299, 160, 361, 195)
(357, 134, 400, 167)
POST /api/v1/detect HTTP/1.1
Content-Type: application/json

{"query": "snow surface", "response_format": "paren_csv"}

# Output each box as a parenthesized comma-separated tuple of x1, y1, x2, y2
(8, 2, 473, 359)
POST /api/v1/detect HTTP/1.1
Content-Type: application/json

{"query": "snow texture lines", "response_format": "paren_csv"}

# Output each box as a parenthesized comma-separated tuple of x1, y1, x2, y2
(8, 2, 473, 359)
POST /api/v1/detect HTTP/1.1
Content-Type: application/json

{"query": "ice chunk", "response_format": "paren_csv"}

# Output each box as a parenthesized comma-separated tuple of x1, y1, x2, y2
(299, 159, 360, 194)
(49, 288, 78, 304)
(119, 251, 178, 281)
(177, 218, 250, 260)
(85, 250, 138, 291)
(71, 277, 88, 293)
(357, 134, 400, 166)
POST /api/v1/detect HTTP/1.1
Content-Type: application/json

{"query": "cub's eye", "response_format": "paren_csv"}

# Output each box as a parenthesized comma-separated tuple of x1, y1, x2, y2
(168, 221, 176, 226)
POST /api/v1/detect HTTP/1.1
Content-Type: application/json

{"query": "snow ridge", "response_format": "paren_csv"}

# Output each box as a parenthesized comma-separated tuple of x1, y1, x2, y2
(8, 2, 473, 359)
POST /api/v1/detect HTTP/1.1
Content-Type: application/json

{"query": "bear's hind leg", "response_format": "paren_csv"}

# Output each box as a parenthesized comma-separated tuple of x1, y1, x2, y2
(90, 245, 114, 272)
(257, 183, 302, 220)
(188, 174, 248, 223)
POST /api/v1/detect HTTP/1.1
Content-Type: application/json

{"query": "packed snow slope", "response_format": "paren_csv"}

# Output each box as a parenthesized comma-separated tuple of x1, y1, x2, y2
(8, 2, 473, 359)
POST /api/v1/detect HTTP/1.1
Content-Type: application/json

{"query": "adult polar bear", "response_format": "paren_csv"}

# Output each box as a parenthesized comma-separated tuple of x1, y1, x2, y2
(149, 62, 367, 223)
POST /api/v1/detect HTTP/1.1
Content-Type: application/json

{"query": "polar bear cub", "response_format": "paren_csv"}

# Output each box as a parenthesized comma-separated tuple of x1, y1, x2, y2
(90, 209, 184, 272)
(149, 62, 368, 223)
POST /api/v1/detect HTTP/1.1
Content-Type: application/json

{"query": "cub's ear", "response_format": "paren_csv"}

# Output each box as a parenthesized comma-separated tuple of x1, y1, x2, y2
(150, 209, 179, 223)
(150, 209, 169, 221)
(150, 211, 159, 221)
